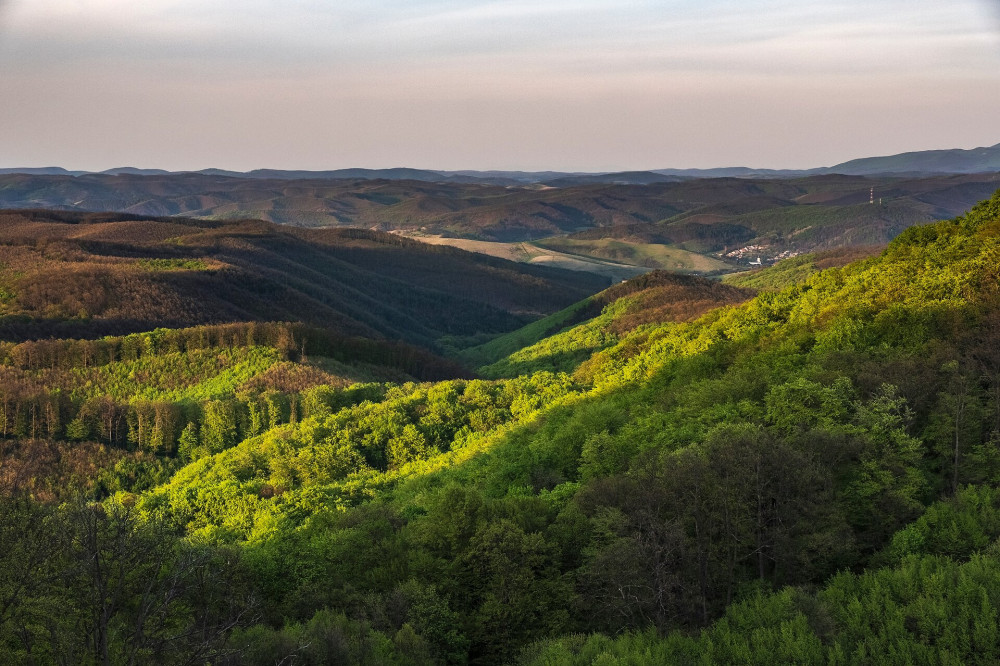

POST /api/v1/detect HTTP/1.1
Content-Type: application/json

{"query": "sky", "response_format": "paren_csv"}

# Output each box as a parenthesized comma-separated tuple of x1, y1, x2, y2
(1, 0, 998, 172)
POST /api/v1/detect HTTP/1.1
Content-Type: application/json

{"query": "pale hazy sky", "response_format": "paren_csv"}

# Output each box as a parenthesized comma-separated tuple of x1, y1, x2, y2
(1, 0, 998, 171)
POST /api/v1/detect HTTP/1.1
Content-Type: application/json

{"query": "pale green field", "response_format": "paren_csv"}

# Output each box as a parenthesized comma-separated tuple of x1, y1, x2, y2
(400, 234, 651, 281)
(532, 237, 731, 273)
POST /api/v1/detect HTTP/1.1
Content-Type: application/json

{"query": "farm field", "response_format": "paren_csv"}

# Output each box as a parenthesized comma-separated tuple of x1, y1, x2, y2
(532, 236, 732, 273)
(399, 232, 653, 281)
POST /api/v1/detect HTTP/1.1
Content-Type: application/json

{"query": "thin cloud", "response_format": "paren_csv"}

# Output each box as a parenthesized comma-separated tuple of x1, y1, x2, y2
(0, 0, 997, 170)
(4, 0, 991, 73)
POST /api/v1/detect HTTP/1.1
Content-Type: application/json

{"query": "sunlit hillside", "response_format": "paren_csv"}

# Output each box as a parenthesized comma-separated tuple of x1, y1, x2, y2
(2, 188, 999, 663)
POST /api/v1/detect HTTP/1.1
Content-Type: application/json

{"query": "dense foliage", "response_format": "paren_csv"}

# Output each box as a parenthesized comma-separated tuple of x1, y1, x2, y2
(1, 189, 1000, 663)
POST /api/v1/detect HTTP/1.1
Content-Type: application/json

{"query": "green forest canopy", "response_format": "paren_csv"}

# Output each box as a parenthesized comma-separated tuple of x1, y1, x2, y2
(1, 189, 1000, 663)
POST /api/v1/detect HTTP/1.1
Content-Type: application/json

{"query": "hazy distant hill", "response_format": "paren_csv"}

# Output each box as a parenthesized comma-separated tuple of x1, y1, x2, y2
(2, 141, 997, 185)
(0, 173, 691, 239)
(541, 171, 687, 186)
(99, 167, 173, 176)
(562, 173, 1000, 264)
(0, 167, 86, 176)
(649, 143, 1000, 179)
(651, 167, 813, 178)
(1, 172, 996, 247)
(824, 142, 1000, 175)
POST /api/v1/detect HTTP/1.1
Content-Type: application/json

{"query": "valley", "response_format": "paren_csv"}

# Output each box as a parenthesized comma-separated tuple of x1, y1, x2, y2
(6, 0, 1000, 659)
(3, 170, 996, 283)
(2, 181, 1000, 664)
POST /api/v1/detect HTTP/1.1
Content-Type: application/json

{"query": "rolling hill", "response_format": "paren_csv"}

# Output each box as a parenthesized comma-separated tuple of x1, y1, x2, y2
(825, 141, 1000, 175)
(562, 173, 1000, 266)
(3, 141, 998, 184)
(1, 188, 1000, 663)
(0, 209, 608, 348)
(1, 172, 997, 248)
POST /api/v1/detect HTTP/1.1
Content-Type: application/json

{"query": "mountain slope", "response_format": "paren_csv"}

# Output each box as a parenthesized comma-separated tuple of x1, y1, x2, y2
(117, 187, 1000, 662)
(2, 189, 1000, 663)
(465, 270, 753, 375)
(0, 209, 608, 347)
(2, 173, 997, 247)
(2, 141, 997, 184)
(828, 141, 1000, 175)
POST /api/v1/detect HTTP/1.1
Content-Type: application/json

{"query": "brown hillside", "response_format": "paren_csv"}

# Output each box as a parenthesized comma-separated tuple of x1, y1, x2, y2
(0, 210, 608, 347)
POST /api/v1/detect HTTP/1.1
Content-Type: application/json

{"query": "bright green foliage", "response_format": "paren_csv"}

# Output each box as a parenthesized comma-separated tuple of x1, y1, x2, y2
(882, 485, 1000, 563)
(723, 246, 882, 291)
(139, 373, 576, 540)
(724, 253, 826, 290)
(479, 297, 630, 378)
(136, 258, 209, 271)
(69, 346, 282, 401)
(455, 298, 593, 368)
(4, 190, 1000, 663)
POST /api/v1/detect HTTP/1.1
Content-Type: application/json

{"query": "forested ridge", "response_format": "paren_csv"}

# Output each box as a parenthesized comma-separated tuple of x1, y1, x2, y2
(1, 189, 1000, 664)
(0, 209, 606, 347)
(2, 172, 997, 247)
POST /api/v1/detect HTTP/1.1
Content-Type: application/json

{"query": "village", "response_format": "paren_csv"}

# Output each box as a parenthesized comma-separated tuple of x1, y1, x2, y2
(723, 243, 801, 265)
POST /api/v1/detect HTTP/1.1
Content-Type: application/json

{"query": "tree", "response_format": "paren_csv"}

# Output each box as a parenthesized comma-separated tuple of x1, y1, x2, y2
(151, 401, 180, 455)
(576, 423, 848, 632)
(932, 361, 983, 494)
(455, 520, 570, 664)
(178, 422, 201, 461)
(82, 396, 127, 448)
(66, 416, 90, 441)
(201, 400, 239, 454)
(127, 400, 156, 451)
(51, 497, 254, 664)
(387, 424, 432, 470)
(0, 494, 61, 657)
(844, 385, 927, 551)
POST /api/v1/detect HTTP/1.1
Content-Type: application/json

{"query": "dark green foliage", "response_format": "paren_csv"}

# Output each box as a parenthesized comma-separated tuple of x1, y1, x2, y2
(0, 494, 253, 664)
(227, 609, 417, 666)
(4, 189, 1000, 663)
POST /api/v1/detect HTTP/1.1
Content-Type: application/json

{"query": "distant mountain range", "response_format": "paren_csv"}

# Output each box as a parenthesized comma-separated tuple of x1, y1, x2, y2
(3, 142, 997, 185)
(2, 143, 997, 278)
(0, 166, 572, 186)
(1, 170, 996, 250)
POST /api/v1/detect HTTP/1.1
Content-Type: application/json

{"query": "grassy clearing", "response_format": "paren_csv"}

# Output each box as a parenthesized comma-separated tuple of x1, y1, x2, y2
(136, 258, 210, 271)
